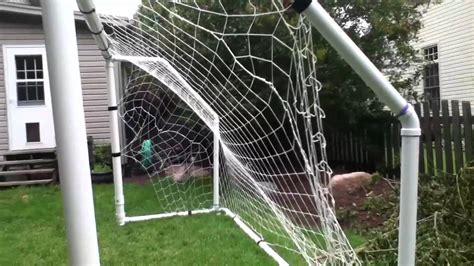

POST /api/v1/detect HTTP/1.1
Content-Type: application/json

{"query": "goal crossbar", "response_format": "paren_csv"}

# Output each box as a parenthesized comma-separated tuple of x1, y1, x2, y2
(111, 55, 219, 127)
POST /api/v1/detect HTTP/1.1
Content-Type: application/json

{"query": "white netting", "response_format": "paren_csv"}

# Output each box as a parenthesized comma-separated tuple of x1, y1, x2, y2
(104, 1, 359, 264)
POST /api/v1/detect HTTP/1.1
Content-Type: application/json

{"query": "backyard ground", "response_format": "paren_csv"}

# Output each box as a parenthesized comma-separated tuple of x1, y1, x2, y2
(0, 181, 369, 265)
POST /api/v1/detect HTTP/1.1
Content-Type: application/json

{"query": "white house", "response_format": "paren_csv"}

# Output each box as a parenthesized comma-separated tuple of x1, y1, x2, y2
(415, 0, 474, 105)
(0, 0, 110, 156)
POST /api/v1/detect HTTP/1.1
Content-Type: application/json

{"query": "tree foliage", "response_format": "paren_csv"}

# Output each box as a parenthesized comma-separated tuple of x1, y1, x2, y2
(315, 0, 429, 129)
(138, 1, 428, 125)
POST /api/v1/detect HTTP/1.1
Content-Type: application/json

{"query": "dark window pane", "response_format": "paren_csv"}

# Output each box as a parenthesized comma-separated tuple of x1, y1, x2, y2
(17, 71, 25, 79)
(27, 84, 37, 101)
(423, 45, 438, 62)
(35, 55, 43, 69)
(17, 83, 27, 101)
(26, 123, 40, 142)
(17, 82, 44, 105)
(37, 70, 43, 79)
(15, 56, 25, 71)
(26, 71, 36, 79)
(26, 57, 35, 70)
(15, 55, 43, 72)
(37, 82, 44, 100)
(424, 66, 429, 76)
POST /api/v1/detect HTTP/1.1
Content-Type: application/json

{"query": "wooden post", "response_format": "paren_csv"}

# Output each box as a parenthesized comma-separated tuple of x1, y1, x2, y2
(462, 101, 473, 165)
(422, 102, 433, 176)
(431, 101, 443, 174)
(414, 103, 425, 174)
(441, 100, 453, 173)
(452, 100, 463, 171)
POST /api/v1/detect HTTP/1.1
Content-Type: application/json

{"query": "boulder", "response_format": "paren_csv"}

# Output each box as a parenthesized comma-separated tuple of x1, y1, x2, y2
(329, 172, 372, 193)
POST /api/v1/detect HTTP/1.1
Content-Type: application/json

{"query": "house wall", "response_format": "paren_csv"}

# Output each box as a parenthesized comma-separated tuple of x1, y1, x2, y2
(0, 18, 110, 155)
(415, 0, 474, 106)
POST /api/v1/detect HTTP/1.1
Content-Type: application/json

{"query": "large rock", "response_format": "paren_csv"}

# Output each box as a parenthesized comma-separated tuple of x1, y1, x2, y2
(329, 172, 372, 193)
(165, 164, 211, 182)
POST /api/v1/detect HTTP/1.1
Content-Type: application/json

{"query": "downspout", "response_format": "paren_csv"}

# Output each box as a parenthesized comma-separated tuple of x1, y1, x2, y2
(291, 1, 421, 265)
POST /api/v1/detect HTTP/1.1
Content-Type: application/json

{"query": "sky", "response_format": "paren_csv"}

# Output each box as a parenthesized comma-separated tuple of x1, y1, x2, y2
(75, 0, 141, 17)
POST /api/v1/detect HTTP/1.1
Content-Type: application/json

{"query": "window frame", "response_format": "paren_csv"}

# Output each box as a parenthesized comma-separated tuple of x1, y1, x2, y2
(422, 44, 440, 102)
(14, 54, 46, 106)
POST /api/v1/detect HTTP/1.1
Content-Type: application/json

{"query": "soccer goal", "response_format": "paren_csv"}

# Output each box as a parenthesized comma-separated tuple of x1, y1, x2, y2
(76, 0, 421, 265)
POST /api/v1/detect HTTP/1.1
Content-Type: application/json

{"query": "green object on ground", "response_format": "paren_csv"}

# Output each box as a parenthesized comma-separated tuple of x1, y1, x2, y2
(140, 139, 153, 168)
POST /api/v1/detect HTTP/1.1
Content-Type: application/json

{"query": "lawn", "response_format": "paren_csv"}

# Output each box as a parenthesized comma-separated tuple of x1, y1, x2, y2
(0, 183, 365, 265)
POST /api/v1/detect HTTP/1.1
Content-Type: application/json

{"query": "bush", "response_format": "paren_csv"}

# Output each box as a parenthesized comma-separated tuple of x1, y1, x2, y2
(93, 144, 112, 173)
(360, 168, 474, 264)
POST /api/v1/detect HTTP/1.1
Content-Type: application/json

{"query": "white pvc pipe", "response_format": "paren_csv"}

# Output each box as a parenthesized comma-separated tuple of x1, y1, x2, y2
(106, 60, 126, 226)
(213, 119, 220, 209)
(125, 208, 216, 223)
(111, 55, 219, 129)
(221, 208, 289, 266)
(41, 1, 100, 264)
(297, 1, 421, 265)
(76, 0, 111, 59)
(398, 136, 420, 265)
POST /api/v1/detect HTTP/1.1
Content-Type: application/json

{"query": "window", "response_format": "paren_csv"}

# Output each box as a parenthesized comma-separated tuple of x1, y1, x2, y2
(26, 122, 41, 142)
(15, 55, 45, 106)
(423, 45, 440, 102)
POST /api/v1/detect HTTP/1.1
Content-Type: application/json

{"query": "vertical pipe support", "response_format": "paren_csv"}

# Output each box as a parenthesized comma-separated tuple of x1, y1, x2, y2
(41, 1, 100, 264)
(212, 118, 220, 209)
(106, 60, 126, 225)
(293, 1, 421, 265)
(398, 110, 422, 265)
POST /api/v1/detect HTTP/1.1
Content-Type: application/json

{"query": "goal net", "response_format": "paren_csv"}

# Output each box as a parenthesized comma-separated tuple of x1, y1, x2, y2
(100, 0, 359, 264)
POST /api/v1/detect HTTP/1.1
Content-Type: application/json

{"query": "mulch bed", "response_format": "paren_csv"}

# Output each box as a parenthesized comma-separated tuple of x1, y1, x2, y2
(332, 178, 396, 229)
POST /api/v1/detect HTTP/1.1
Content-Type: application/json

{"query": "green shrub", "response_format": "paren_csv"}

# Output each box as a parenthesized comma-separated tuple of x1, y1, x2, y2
(93, 144, 112, 173)
(360, 168, 474, 264)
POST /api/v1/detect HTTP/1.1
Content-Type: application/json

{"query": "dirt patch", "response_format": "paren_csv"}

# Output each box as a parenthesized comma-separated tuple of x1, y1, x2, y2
(333, 177, 396, 229)
(123, 167, 396, 230)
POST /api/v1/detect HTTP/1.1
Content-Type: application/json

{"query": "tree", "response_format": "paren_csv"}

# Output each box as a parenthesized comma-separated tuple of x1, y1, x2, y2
(133, 0, 429, 164)
(314, 0, 429, 130)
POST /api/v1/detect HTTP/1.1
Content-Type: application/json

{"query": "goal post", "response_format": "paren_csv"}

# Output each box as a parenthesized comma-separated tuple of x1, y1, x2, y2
(76, 0, 421, 265)
(42, 0, 100, 264)
(106, 55, 222, 221)
(293, 1, 421, 265)
(106, 59, 126, 226)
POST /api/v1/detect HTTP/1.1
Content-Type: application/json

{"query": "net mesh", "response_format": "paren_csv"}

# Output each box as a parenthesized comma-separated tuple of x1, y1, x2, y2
(103, 0, 359, 264)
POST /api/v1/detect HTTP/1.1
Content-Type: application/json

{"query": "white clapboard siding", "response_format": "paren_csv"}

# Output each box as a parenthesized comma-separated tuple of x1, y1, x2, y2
(0, 20, 110, 157)
(415, 0, 474, 108)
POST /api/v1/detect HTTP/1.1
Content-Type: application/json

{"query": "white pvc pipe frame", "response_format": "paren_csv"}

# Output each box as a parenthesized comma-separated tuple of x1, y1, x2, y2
(42, 0, 100, 264)
(295, 1, 421, 265)
(77, 0, 421, 265)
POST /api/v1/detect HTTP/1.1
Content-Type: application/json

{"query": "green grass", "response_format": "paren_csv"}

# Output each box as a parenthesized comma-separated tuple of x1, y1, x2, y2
(92, 163, 112, 173)
(0, 184, 366, 265)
